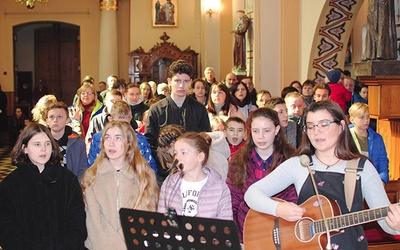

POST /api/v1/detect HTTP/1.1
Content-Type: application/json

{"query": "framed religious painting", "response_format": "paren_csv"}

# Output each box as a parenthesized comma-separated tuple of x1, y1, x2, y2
(152, 0, 178, 27)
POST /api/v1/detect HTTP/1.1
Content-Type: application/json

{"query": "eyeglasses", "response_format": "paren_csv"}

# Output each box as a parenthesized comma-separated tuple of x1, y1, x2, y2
(81, 91, 94, 96)
(303, 119, 340, 133)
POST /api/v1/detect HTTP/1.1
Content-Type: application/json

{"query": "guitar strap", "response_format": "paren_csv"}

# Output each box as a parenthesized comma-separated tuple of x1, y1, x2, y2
(344, 158, 366, 212)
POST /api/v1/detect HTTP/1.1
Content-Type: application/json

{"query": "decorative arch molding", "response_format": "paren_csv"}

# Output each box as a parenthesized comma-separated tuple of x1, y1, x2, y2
(308, 0, 365, 83)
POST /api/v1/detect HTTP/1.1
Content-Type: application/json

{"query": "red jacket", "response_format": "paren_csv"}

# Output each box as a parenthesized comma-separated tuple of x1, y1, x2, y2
(328, 83, 352, 111)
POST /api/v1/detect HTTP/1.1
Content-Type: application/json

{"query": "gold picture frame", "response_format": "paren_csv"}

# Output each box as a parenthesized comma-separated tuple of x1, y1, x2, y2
(152, 0, 178, 27)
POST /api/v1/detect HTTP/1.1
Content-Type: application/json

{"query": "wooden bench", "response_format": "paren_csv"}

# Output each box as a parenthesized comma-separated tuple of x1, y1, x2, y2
(364, 179, 400, 249)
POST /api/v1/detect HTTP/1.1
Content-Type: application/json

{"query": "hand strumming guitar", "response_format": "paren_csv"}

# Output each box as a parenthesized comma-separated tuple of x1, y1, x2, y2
(276, 201, 306, 222)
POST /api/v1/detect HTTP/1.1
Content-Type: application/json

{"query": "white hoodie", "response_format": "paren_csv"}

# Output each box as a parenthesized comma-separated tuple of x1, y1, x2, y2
(206, 131, 230, 180)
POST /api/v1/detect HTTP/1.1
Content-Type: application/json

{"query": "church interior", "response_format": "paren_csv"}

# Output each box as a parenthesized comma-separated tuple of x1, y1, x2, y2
(1, 0, 400, 248)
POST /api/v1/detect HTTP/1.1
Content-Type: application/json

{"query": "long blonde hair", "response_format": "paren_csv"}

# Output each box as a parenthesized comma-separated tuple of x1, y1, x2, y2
(81, 120, 159, 210)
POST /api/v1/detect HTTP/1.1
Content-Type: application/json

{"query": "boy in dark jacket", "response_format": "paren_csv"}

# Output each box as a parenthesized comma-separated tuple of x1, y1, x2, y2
(46, 101, 88, 181)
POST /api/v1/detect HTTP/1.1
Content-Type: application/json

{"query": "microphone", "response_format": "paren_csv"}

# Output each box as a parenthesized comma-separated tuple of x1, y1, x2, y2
(300, 155, 332, 250)
(170, 159, 184, 173)
(164, 159, 185, 222)
(170, 159, 178, 170)
(299, 155, 311, 167)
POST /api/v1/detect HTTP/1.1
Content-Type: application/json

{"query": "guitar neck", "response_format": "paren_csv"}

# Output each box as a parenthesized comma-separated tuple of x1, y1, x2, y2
(314, 204, 394, 233)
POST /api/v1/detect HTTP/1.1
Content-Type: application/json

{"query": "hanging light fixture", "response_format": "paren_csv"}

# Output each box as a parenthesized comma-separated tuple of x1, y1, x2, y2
(15, 0, 48, 10)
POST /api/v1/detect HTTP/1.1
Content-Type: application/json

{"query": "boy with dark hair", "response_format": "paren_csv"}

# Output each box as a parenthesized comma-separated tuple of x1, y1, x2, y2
(225, 116, 246, 157)
(313, 83, 331, 102)
(46, 101, 88, 181)
(265, 97, 299, 148)
(145, 59, 211, 180)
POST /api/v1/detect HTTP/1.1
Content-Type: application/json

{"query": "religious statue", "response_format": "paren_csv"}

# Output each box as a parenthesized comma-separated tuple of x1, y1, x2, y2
(363, 0, 397, 60)
(233, 10, 250, 70)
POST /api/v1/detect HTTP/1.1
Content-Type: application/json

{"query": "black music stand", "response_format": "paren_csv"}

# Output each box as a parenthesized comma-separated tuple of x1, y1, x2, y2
(119, 208, 241, 250)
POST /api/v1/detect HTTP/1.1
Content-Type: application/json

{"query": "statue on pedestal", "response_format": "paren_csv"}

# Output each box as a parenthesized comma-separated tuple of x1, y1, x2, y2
(233, 10, 250, 71)
(363, 0, 397, 60)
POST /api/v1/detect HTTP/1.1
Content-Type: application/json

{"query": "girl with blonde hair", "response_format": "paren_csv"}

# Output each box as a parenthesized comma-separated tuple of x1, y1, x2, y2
(81, 120, 159, 250)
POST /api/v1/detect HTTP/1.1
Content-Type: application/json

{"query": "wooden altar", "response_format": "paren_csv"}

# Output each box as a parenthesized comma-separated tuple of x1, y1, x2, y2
(128, 32, 198, 83)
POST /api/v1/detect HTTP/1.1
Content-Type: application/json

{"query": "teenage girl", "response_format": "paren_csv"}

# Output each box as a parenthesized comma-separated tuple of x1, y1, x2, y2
(226, 107, 296, 242)
(82, 120, 159, 250)
(0, 123, 87, 249)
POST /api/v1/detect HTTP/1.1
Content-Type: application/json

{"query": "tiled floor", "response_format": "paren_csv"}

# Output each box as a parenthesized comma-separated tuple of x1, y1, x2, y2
(0, 144, 16, 182)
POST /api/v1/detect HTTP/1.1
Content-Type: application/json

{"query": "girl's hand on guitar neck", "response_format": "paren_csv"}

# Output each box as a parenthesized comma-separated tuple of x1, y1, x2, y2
(386, 203, 400, 231)
(276, 202, 306, 222)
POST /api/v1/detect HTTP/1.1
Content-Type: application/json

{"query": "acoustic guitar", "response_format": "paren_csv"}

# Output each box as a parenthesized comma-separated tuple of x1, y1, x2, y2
(243, 195, 393, 250)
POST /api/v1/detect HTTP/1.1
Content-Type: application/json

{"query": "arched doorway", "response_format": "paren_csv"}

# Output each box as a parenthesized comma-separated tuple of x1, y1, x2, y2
(13, 22, 80, 116)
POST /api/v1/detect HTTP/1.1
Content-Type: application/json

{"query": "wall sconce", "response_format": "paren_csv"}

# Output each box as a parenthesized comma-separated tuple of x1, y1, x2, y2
(203, 0, 221, 17)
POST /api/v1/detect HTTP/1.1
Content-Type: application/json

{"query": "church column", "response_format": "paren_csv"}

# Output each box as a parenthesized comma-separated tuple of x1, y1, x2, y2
(99, 0, 119, 82)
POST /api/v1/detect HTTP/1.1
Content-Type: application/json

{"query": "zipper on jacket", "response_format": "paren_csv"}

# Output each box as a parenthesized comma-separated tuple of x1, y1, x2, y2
(116, 170, 121, 230)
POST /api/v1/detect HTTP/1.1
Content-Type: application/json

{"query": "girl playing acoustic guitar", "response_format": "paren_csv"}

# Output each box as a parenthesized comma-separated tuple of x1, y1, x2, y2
(245, 100, 400, 249)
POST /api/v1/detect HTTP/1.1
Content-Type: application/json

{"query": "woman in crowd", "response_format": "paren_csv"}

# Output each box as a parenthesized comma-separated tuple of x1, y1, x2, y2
(158, 131, 232, 220)
(71, 82, 103, 138)
(255, 90, 271, 108)
(207, 82, 245, 122)
(227, 107, 296, 242)
(189, 78, 208, 105)
(231, 81, 257, 120)
(245, 101, 400, 249)
(82, 120, 159, 250)
(290, 80, 302, 93)
(140, 81, 155, 106)
(0, 123, 87, 249)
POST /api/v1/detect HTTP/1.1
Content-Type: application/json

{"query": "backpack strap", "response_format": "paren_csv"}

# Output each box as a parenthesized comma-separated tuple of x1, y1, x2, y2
(344, 158, 366, 211)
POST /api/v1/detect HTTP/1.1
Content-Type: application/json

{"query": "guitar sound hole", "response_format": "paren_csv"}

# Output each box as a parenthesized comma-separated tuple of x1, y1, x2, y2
(295, 217, 314, 242)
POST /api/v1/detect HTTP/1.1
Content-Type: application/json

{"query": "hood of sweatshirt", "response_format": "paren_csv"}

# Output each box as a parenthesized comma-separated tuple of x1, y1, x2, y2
(207, 131, 230, 159)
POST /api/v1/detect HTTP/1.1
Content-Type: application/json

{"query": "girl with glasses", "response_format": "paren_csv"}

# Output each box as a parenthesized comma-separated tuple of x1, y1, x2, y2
(71, 82, 104, 139)
(245, 100, 400, 249)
